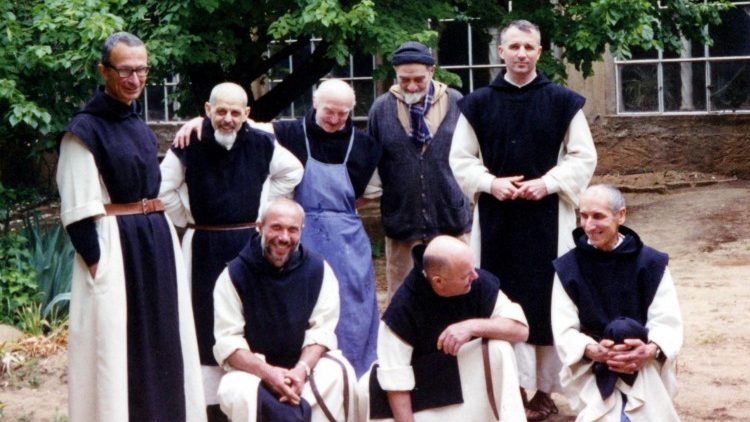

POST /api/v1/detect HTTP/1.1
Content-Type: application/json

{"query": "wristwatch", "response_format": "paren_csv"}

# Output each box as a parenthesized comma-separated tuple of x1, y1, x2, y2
(650, 341, 663, 361)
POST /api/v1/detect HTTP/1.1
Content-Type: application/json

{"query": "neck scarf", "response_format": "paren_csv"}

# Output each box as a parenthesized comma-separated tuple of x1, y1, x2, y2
(408, 82, 435, 147)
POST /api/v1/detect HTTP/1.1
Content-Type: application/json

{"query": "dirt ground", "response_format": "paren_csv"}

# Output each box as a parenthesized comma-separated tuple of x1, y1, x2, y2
(2, 176, 750, 421)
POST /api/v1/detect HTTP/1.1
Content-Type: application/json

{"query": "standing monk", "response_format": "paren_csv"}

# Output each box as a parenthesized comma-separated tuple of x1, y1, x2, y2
(367, 41, 471, 302)
(450, 20, 597, 420)
(159, 82, 302, 418)
(272, 79, 382, 376)
(57, 32, 205, 421)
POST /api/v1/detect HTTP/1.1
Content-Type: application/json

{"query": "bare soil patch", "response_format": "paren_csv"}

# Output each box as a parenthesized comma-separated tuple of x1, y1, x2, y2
(2, 175, 749, 421)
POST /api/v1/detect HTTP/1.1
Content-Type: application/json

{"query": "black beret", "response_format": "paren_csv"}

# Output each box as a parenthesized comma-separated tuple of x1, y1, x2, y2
(391, 41, 435, 66)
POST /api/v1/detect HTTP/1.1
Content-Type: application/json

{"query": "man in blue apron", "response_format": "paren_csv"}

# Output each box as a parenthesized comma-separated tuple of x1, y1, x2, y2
(272, 79, 382, 377)
(171, 79, 382, 377)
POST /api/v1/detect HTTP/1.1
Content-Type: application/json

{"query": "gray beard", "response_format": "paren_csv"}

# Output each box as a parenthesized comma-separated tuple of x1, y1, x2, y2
(403, 91, 426, 105)
(214, 130, 237, 149)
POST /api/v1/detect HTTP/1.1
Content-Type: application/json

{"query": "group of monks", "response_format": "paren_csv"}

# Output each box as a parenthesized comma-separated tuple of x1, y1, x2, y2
(56, 18, 684, 422)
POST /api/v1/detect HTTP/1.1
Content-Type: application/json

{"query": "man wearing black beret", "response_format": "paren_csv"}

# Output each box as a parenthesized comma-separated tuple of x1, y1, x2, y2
(366, 41, 471, 304)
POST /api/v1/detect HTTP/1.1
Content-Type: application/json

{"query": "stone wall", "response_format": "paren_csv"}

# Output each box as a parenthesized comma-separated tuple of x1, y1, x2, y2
(590, 114, 750, 178)
(152, 114, 750, 178)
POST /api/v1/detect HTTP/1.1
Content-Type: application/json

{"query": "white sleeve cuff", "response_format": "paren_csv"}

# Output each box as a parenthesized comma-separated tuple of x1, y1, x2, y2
(376, 365, 415, 391)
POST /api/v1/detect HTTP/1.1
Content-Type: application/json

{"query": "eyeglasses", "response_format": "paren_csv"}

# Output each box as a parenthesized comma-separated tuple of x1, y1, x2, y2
(105, 64, 151, 78)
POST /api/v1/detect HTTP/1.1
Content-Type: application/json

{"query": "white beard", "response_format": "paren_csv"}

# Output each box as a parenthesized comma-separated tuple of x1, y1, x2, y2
(214, 130, 237, 150)
(402, 91, 426, 105)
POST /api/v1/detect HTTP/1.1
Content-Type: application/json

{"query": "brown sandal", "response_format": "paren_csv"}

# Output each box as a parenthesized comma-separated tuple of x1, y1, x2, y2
(529, 391, 559, 417)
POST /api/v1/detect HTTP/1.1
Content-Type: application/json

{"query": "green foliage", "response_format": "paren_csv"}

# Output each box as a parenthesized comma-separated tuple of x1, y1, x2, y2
(22, 214, 74, 320)
(0, 232, 39, 326)
(0, 0, 734, 167)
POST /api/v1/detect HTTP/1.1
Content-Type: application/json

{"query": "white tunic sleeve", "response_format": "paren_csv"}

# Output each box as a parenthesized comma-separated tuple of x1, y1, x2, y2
(258, 141, 304, 214)
(376, 322, 415, 391)
(645, 268, 683, 359)
(551, 275, 597, 367)
(449, 114, 496, 198)
(213, 268, 251, 368)
(302, 261, 339, 351)
(158, 149, 192, 228)
(56, 133, 107, 226)
(492, 289, 528, 326)
(541, 110, 597, 207)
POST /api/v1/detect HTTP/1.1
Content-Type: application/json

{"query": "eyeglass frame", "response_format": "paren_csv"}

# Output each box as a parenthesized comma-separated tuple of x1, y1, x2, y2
(104, 63, 151, 78)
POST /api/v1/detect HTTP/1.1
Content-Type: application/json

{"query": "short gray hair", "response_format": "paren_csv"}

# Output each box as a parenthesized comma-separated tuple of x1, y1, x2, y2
(499, 20, 541, 44)
(585, 184, 626, 213)
(208, 82, 249, 107)
(101, 32, 145, 65)
(313, 79, 356, 109)
(259, 198, 306, 225)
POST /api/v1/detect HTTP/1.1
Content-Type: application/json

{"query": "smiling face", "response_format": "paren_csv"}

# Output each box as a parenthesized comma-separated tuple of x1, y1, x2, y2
(98, 43, 148, 105)
(579, 191, 626, 251)
(205, 92, 249, 137)
(394, 63, 434, 104)
(498, 25, 542, 85)
(258, 202, 304, 268)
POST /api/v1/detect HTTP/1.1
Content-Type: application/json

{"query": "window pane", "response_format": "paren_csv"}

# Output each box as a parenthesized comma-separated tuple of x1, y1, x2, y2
(470, 24, 493, 65)
(352, 53, 374, 77)
(710, 59, 750, 110)
(330, 62, 351, 78)
(663, 62, 706, 111)
(630, 46, 659, 60)
(438, 21, 468, 66)
(449, 68, 470, 95)
(709, 6, 750, 57)
(620, 64, 659, 112)
(471, 68, 492, 91)
(353, 80, 375, 118)
(145, 86, 165, 121)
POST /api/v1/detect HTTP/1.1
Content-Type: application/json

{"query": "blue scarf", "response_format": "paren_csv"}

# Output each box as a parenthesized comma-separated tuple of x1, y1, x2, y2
(408, 82, 435, 147)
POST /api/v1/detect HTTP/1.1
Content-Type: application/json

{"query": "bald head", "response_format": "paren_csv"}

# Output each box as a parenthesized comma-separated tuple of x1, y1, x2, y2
(313, 79, 356, 108)
(581, 184, 625, 214)
(423, 236, 478, 297)
(259, 198, 305, 226)
(313, 79, 356, 133)
(209, 82, 248, 106)
(205, 82, 250, 138)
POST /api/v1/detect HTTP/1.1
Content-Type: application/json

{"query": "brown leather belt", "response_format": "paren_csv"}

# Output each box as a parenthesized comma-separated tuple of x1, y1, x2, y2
(104, 198, 165, 216)
(309, 353, 350, 422)
(187, 222, 257, 231)
(482, 338, 501, 421)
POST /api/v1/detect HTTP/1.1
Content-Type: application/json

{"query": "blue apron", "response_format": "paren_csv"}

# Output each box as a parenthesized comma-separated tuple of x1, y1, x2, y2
(294, 122, 378, 376)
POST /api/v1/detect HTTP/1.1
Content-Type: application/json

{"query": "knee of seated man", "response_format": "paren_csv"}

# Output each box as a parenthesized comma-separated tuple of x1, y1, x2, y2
(218, 370, 262, 403)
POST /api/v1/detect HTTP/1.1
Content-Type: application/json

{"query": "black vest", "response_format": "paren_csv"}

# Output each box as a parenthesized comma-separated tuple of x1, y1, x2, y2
(171, 119, 274, 225)
(228, 237, 325, 368)
(553, 226, 668, 339)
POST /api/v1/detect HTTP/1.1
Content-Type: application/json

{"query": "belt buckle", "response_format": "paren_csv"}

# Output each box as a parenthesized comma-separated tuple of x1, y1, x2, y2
(141, 198, 149, 214)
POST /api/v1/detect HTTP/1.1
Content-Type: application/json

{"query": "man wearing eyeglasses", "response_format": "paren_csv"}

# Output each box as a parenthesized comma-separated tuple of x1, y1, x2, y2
(57, 32, 205, 421)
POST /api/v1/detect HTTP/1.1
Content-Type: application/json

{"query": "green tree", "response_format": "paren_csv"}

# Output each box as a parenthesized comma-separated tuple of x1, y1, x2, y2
(0, 0, 730, 182)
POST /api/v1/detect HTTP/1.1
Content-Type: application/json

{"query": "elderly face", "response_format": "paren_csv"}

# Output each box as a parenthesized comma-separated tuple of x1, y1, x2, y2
(498, 26, 542, 83)
(395, 64, 434, 104)
(433, 249, 478, 297)
(259, 204, 303, 268)
(314, 93, 352, 133)
(205, 95, 249, 137)
(579, 192, 626, 251)
(98, 43, 148, 105)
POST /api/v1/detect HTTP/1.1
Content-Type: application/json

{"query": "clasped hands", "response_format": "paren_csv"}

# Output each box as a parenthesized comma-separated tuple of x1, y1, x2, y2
(490, 176, 547, 201)
(261, 363, 308, 405)
(584, 339, 658, 375)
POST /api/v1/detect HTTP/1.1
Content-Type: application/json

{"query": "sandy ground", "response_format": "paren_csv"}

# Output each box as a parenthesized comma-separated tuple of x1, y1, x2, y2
(2, 179, 750, 421)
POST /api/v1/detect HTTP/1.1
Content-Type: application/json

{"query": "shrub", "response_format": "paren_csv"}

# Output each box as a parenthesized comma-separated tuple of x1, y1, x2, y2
(0, 231, 39, 325)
